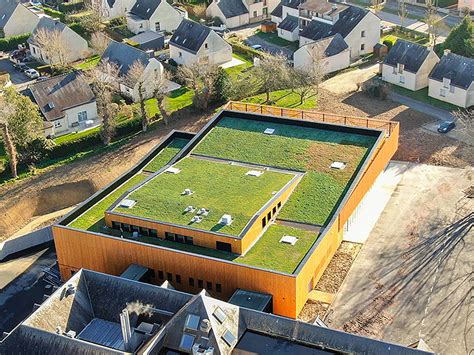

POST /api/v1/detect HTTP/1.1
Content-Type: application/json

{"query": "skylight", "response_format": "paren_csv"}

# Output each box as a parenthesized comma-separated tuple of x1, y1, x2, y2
(184, 314, 200, 331)
(213, 307, 227, 324)
(179, 333, 195, 352)
(221, 329, 236, 347)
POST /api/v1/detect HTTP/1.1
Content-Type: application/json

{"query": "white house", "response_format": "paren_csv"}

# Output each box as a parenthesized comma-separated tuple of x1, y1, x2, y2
(206, 0, 280, 29)
(28, 17, 89, 64)
(102, 0, 135, 19)
(277, 14, 299, 41)
(0, 1, 40, 38)
(169, 19, 233, 67)
(294, 34, 350, 74)
(382, 39, 439, 91)
(29, 72, 99, 137)
(428, 51, 474, 108)
(102, 40, 178, 102)
(126, 0, 187, 34)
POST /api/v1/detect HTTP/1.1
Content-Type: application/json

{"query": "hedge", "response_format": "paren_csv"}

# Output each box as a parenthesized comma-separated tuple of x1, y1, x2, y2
(0, 33, 31, 51)
(41, 7, 66, 22)
(229, 40, 263, 60)
(58, 2, 85, 13)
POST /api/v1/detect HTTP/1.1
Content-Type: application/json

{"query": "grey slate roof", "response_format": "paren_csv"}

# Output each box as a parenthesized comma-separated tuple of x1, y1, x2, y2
(217, 0, 248, 18)
(129, 30, 165, 50)
(107, 0, 116, 8)
(102, 40, 150, 76)
(278, 14, 299, 32)
(29, 72, 95, 122)
(169, 19, 211, 54)
(129, 0, 161, 20)
(28, 17, 68, 45)
(429, 52, 474, 89)
(271, 3, 282, 17)
(300, 33, 349, 58)
(0, 0, 18, 29)
(383, 39, 431, 73)
(300, 5, 369, 41)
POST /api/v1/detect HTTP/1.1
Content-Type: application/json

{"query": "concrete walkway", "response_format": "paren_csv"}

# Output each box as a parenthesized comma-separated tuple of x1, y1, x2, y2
(389, 92, 454, 121)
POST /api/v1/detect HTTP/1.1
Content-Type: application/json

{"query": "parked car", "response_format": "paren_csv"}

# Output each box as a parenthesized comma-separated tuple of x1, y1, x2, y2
(437, 121, 455, 133)
(36, 76, 49, 82)
(24, 68, 39, 79)
(13, 63, 29, 72)
(251, 44, 263, 50)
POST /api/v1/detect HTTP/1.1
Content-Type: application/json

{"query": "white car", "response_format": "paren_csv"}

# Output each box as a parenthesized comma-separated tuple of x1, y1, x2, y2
(25, 69, 39, 79)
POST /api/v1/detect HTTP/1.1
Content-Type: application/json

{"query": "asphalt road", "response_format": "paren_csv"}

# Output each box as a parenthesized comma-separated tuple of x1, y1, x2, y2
(0, 58, 35, 87)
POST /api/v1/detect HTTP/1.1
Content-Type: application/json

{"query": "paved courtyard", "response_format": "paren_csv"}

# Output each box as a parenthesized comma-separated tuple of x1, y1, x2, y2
(326, 162, 473, 355)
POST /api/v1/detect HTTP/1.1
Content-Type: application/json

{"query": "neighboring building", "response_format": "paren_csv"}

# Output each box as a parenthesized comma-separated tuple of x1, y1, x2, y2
(277, 14, 299, 41)
(273, 0, 380, 60)
(29, 72, 99, 137)
(102, 0, 135, 19)
(206, 0, 280, 29)
(0, 268, 433, 354)
(0, 1, 39, 38)
(126, 0, 187, 34)
(127, 30, 165, 51)
(458, 0, 474, 11)
(382, 39, 439, 91)
(428, 51, 474, 108)
(169, 19, 233, 67)
(28, 17, 89, 64)
(294, 33, 350, 74)
(52, 105, 400, 319)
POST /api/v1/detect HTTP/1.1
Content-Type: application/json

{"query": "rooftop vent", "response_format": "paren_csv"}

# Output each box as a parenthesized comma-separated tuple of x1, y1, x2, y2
(264, 128, 275, 135)
(165, 166, 181, 174)
(65, 283, 76, 296)
(280, 235, 298, 245)
(330, 161, 346, 170)
(184, 205, 195, 213)
(182, 188, 194, 195)
(219, 214, 233, 226)
(246, 170, 263, 177)
(65, 330, 76, 338)
(47, 102, 55, 109)
(191, 216, 203, 223)
(197, 208, 209, 216)
(200, 319, 211, 334)
(119, 199, 136, 208)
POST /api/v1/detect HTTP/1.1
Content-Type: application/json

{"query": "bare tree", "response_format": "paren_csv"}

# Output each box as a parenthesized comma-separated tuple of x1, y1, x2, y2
(33, 27, 69, 68)
(0, 98, 17, 178)
(426, 13, 448, 46)
(371, 0, 384, 15)
(177, 64, 220, 110)
(398, 0, 408, 28)
(125, 60, 148, 131)
(83, 60, 120, 145)
(251, 54, 290, 103)
(90, 31, 110, 55)
(81, 0, 107, 33)
(290, 57, 325, 105)
(452, 109, 473, 136)
(152, 69, 172, 125)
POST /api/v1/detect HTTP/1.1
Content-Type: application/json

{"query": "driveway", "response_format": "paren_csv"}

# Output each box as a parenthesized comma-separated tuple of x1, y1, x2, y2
(0, 58, 35, 87)
(321, 63, 379, 95)
(325, 162, 473, 355)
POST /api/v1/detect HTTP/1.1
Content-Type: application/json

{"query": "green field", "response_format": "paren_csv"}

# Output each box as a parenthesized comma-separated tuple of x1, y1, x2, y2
(224, 53, 253, 80)
(193, 117, 376, 225)
(243, 89, 318, 109)
(114, 156, 295, 236)
(142, 137, 190, 173)
(236, 224, 319, 273)
(144, 87, 195, 117)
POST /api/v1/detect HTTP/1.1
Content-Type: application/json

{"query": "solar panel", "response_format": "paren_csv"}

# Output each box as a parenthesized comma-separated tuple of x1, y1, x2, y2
(221, 329, 236, 347)
(213, 307, 227, 323)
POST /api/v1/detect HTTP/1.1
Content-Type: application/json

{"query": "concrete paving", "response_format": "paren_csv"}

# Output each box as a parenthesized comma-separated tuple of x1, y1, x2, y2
(326, 163, 473, 355)
(421, 121, 474, 147)
(321, 63, 379, 95)
(389, 92, 454, 121)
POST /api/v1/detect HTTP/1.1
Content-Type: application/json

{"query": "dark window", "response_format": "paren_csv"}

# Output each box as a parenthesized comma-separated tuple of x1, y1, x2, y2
(267, 211, 271, 220)
(148, 269, 155, 278)
(175, 234, 185, 243)
(150, 229, 158, 238)
(139, 227, 149, 236)
(167, 273, 173, 282)
(216, 241, 232, 253)
(277, 201, 282, 209)
(70, 270, 76, 276)
(262, 217, 267, 228)
(122, 223, 131, 232)
(131, 225, 139, 233)
(216, 283, 222, 293)
(272, 206, 277, 214)
(165, 232, 175, 241)
(185, 236, 194, 245)
(198, 279, 204, 288)
(158, 270, 164, 279)
(176, 274, 182, 284)
(189, 277, 195, 286)
(112, 221, 121, 229)
(206, 281, 212, 291)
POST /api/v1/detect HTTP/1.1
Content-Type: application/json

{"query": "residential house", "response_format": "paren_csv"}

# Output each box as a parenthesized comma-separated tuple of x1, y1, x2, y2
(29, 72, 99, 137)
(169, 19, 233, 67)
(458, 0, 474, 11)
(28, 17, 89, 64)
(101, 0, 135, 19)
(277, 14, 299, 41)
(102, 40, 177, 102)
(382, 39, 439, 91)
(428, 51, 474, 108)
(126, 0, 187, 34)
(0, 0, 40, 38)
(206, 0, 280, 29)
(273, 0, 380, 60)
(127, 30, 165, 51)
(294, 33, 350, 74)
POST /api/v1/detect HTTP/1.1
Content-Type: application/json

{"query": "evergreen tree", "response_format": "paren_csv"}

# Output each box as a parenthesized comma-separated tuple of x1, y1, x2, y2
(441, 16, 474, 58)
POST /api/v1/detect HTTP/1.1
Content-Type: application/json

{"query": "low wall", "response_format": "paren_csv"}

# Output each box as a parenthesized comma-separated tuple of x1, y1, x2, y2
(0, 227, 53, 261)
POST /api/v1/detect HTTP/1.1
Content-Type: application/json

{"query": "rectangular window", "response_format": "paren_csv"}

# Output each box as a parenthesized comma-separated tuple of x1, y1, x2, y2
(360, 43, 365, 51)
(198, 279, 204, 288)
(398, 63, 404, 74)
(185, 236, 193, 245)
(361, 30, 365, 37)
(175, 234, 185, 243)
(262, 216, 267, 228)
(189, 277, 195, 286)
(77, 110, 88, 122)
(272, 206, 277, 214)
(139, 227, 149, 236)
(112, 221, 121, 229)
(165, 232, 175, 241)
(263, 6, 268, 14)
(277, 201, 282, 209)
(158, 271, 164, 279)
(393, 66, 397, 75)
(204, 43, 208, 49)
(176, 274, 182, 284)
(440, 89, 446, 97)
(206, 281, 212, 291)
(443, 77, 450, 88)
(216, 241, 232, 253)
(253, 10, 257, 17)
(399, 76, 405, 84)
(267, 211, 271, 221)
(131, 225, 139, 233)
(149, 229, 158, 238)
(122, 223, 131, 232)
(167, 273, 173, 282)
(216, 283, 222, 293)
(155, 22, 160, 31)
(449, 85, 455, 94)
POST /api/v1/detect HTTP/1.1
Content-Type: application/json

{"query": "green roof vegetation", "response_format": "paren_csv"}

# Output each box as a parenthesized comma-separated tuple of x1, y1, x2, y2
(193, 117, 376, 225)
(142, 137, 189, 173)
(235, 224, 319, 274)
(114, 157, 295, 236)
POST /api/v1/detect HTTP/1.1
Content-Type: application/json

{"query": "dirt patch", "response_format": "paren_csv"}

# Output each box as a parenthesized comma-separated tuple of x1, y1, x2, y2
(298, 300, 329, 323)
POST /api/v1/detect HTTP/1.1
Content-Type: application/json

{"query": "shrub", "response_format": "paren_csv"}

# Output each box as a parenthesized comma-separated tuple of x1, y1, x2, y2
(0, 33, 31, 51)
(58, 2, 85, 13)
(383, 37, 396, 49)
(36, 65, 53, 75)
(229, 40, 263, 60)
(41, 7, 66, 22)
(361, 79, 389, 100)
(69, 22, 88, 37)
(109, 16, 127, 27)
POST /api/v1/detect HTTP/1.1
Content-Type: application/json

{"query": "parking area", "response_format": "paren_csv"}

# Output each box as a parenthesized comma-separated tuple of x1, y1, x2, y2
(0, 57, 35, 86)
(421, 120, 474, 147)
(325, 162, 473, 355)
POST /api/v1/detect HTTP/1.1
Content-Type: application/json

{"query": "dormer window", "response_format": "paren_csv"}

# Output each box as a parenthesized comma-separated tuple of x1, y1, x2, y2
(398, 63, 404, 74)
(443, 77, 450, 88)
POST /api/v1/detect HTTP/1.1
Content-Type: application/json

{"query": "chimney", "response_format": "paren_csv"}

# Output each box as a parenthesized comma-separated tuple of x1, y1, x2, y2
(332, 3, 337, 10)
(120, 309, 133, 352)
(443, 48, 451, 56)
(146, 49, 155, 59)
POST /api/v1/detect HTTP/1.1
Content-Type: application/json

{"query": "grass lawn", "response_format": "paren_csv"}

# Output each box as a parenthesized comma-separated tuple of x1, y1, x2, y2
(235, 224, 319, 274)
(193, 117, 376, 225)
(392, 86, 460, 112)
(144, 87, 195, 117)
(254, 30, 299, 51)
(73, 55, 100, 71)
(142, 137, 190, 173)
(243, 89, 318, 109)
(115, 156, 294, 236)
(53, 126, 101, 145)
(224, 53, 253, 80)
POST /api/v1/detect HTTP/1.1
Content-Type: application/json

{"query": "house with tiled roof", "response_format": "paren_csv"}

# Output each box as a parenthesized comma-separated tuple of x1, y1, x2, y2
(169, 19, 232, 67)
(428, 50, 474, 108)
(126, 0, 187, 34)
(382, 39, 439, 91)
(206, 0, 281, 29)
(0, 0, 39, 38)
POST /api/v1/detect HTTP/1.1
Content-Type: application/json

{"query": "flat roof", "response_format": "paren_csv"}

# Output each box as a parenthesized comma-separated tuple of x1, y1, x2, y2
(112, 156, 297, 237)
(228, 289, 272, 312)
